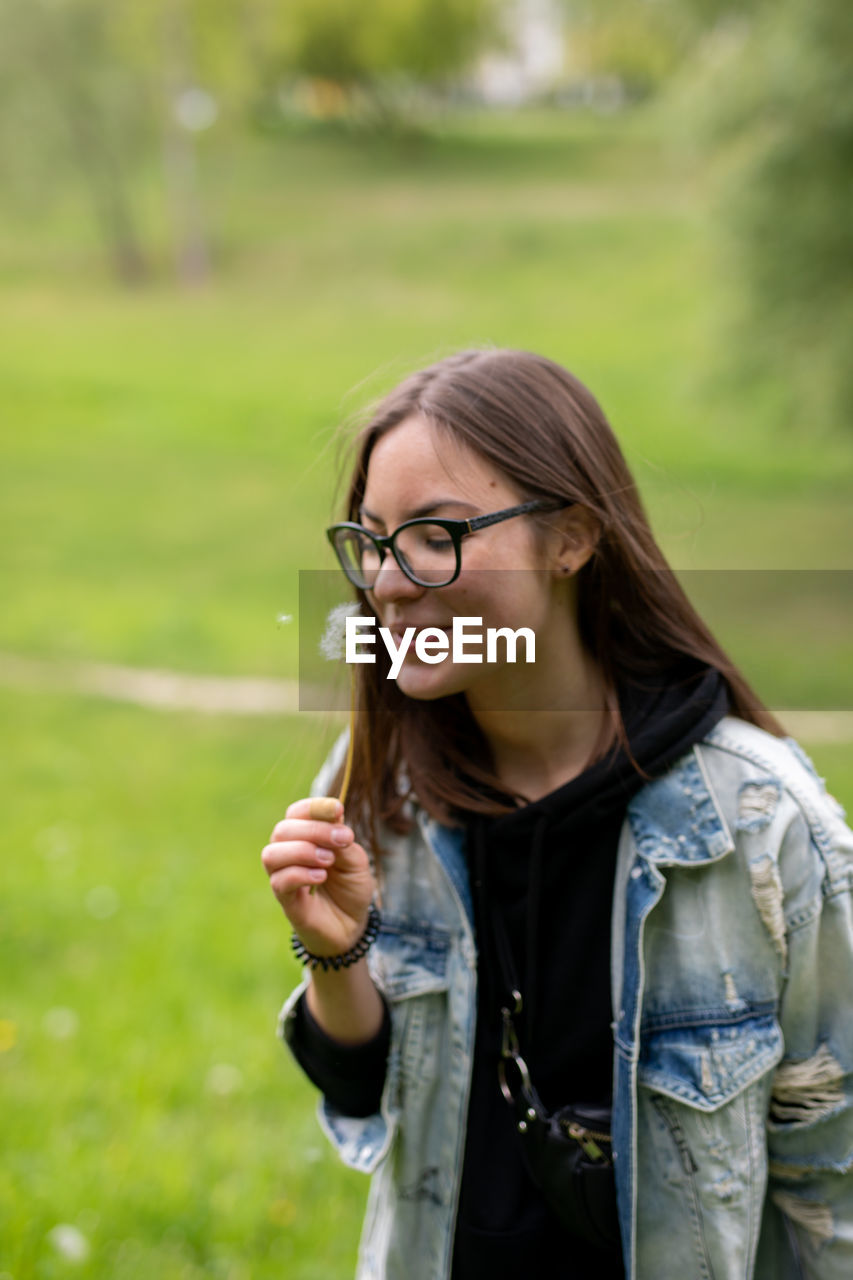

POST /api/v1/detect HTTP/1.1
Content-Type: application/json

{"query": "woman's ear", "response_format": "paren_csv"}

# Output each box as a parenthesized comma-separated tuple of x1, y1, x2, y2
(551, 506, 601, 575)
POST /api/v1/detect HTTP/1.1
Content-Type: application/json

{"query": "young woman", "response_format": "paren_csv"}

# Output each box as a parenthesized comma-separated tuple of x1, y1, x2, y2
(261, 349, 853, 1279)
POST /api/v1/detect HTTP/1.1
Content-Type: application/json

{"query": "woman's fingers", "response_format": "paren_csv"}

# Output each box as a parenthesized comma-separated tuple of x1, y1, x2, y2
(267, 809, 369, 881)
(264, 848, 371, 954)
(263, 800, 375, 951)
(261, 839, 333, 906)
(269, 816, 354, 851)
(260, 828, 372, 906)
(260, 837, 332, 876)
(268, 863, 329, 900)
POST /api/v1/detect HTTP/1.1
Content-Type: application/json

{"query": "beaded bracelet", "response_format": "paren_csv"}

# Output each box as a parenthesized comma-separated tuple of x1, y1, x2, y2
(291, 903, 381, 972)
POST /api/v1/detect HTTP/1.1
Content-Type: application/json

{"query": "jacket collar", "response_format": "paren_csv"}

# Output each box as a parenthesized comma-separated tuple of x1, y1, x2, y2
(626, 745, 735, 866)
(418, 811, 475, 928)
(416, 744, 734, 934)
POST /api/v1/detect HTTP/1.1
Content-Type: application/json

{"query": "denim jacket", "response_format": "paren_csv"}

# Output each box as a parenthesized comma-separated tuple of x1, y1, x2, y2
(279, 716, 853, 1278)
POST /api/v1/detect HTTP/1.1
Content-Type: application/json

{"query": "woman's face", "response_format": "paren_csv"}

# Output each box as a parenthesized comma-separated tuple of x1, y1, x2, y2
(359, 414, 575, 706)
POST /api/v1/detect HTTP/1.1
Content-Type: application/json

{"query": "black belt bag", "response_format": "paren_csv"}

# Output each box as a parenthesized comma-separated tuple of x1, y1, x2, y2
(498, 997, 620, 1251)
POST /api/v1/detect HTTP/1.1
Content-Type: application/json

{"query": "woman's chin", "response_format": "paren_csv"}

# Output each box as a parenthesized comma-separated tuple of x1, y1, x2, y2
(392, 660, 465, 702)
(393, 659, 518, 707)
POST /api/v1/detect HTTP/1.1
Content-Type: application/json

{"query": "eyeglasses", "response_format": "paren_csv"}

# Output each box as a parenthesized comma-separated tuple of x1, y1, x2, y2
(326, 498, 573, 590)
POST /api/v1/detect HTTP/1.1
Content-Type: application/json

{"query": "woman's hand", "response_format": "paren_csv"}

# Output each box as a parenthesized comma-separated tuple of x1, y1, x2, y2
(261, 798, 376, 958)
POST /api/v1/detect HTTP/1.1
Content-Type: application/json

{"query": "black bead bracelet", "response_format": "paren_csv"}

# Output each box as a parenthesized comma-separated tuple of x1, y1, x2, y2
(291, 903, 381, 972)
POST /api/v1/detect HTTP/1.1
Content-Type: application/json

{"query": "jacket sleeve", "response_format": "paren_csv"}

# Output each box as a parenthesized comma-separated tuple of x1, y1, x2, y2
(276, 729, 398, 1174)
(765, 772, 853, 1277)
(283, 990, 390, 1118)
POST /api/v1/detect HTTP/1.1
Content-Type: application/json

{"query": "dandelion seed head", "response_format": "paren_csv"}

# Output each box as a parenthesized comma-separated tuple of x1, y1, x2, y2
(320, 602, 362, 661)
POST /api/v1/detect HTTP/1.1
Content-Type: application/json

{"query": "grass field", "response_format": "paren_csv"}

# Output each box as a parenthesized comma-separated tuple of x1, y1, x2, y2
(1, 689, 361, 1280)
(2, 108, 851, 1278)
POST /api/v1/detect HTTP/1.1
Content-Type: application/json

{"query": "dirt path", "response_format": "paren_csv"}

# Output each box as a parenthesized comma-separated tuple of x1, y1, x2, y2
(0, 651, 300, 715)
(2, 650, 852, 739)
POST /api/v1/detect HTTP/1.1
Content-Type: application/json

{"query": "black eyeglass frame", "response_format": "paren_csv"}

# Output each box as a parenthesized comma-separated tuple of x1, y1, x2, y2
(326, 497, 574, 589)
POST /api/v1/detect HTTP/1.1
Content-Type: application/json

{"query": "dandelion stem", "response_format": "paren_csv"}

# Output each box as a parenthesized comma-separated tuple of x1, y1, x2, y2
(339, 670, 356, 808)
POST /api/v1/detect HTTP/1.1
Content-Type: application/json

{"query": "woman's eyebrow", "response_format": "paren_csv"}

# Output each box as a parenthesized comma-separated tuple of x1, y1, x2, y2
(359, 498, 475, 525)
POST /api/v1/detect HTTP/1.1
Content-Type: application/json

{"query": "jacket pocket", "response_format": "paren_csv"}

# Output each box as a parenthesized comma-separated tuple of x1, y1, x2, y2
(370, 914, 452, 1000)
(638, 1012, 784, 1111)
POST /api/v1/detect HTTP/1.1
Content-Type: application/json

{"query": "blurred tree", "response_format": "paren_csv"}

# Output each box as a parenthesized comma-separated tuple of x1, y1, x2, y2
(0, 0, 504, 277)
(0, 0, 150, 282)
(563, 0, 760, 99)
(566, 0, 853, 431)
(0, 0, 277, 284)
(565, 0, 687, 100)
(276, 0, 502, 126)
(664, 0, 853, 431)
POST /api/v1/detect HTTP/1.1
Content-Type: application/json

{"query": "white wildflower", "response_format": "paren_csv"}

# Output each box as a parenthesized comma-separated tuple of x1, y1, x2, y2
(35, 824, 79, 861)
(47, 1223, 90, 1263)
(205, 1063, 244, 1096)
(43, 1007, 79, 1040)
(85, 886, 119, 919)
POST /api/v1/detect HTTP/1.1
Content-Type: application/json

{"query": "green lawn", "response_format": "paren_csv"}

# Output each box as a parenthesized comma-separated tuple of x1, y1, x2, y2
(1, 688, 364, 1279)
(2, 107, 852, 1278)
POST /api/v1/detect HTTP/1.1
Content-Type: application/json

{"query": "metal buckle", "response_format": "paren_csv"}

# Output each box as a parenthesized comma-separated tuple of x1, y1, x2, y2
(497, 991, 533, 1105)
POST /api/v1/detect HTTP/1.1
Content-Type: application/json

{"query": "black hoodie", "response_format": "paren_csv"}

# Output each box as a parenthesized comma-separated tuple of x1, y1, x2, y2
(453, 659, 729, 1277)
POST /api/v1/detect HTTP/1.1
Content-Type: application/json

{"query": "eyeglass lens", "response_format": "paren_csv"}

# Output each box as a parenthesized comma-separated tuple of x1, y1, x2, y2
(333, 524, 458, 587)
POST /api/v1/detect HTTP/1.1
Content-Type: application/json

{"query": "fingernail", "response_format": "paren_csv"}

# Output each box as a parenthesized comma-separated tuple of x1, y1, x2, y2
(309, 868, 326, 881)
(316, 850, 335, 864)
(331, 826, 353, 845)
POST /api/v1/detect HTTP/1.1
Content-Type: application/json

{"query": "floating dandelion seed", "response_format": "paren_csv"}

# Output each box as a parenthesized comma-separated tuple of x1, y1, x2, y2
(276, 613, 293, 626)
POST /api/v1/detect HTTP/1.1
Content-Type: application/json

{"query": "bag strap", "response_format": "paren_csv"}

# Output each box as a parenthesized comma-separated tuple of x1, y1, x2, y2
(471, 812, 549, 1104)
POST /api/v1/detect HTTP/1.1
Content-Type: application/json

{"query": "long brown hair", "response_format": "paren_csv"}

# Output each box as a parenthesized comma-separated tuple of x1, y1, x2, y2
(326, 348, 784, 851)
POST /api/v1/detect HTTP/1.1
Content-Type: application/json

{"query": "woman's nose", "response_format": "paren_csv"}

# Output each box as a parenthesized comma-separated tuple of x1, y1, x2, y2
(369, 554, 425, 604)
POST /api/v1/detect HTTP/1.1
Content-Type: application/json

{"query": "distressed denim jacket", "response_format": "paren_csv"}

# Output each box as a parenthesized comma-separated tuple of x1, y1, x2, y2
(279, 716, 853, 1279)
